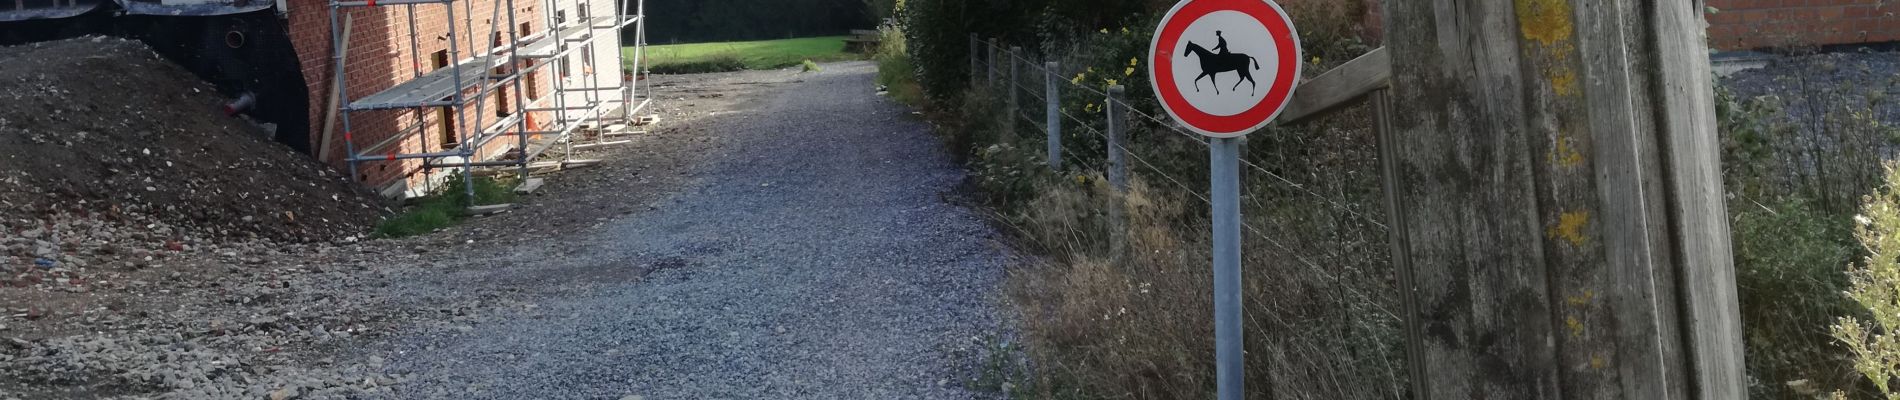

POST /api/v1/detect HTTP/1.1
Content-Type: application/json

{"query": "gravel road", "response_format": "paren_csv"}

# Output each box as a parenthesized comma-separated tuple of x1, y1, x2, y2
(371, 61, 1014, 399)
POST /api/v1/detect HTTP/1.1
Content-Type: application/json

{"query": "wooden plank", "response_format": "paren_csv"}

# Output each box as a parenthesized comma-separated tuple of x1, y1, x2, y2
(1382, 0, 1741, 398)
(1386, 1, 1555, 397)
(1276, 47, 1390, 125)
(1650, 1, 1747, 397)
(318, 13, 353, 164)
(463, 204, 513, 216)
(513, 177, 544, 194)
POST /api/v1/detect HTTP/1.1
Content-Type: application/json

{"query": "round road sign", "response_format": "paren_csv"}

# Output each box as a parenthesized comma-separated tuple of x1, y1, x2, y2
(1148, 0, 1302, 138)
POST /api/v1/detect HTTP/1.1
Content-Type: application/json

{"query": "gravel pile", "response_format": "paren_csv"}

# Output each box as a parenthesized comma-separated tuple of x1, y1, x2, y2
(0, 36, 385, 248)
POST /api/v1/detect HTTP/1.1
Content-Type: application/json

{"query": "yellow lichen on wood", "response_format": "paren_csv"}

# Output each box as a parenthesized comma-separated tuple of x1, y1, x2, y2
(1551, 68, 1579, 97)
(1515, 0, 1575, 47)
(1566, 315, 1584, 337)
(1549, 137, 1585, 168)
(1547, 210, 1591, 247)
(1566, 290, 1595, 307)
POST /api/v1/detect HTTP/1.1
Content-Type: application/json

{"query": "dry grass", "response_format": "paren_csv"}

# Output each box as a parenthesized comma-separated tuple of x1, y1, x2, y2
(999, 163, 1403, 399)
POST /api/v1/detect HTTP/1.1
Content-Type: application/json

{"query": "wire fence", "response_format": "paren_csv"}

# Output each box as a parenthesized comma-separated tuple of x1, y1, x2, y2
(969, 36, 1407, 398)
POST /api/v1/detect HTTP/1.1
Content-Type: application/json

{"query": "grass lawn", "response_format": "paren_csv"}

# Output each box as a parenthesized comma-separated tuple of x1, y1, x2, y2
(627, 36, 860, 74)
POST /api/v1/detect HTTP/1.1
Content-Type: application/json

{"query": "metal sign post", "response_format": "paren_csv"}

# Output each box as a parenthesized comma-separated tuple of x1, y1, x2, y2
(1147, 1, 1301, 399)
(1208, 136, 1244, 398)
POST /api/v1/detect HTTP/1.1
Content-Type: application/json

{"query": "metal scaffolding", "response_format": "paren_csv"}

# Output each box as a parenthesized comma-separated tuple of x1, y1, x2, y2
(327, 0, 649, 203)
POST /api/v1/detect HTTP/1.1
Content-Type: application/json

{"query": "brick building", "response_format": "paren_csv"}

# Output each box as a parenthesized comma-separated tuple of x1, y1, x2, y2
(1358, 0, 1898, 51)
(284, 0, 632, 196)
(1705, 0, 1900, 50)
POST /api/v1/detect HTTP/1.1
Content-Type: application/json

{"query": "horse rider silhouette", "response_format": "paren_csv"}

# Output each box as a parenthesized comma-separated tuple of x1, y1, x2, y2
(1183, 32, 1261, 95)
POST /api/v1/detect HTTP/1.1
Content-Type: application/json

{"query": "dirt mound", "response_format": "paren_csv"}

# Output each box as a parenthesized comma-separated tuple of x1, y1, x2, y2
(0, 36, 385, 244)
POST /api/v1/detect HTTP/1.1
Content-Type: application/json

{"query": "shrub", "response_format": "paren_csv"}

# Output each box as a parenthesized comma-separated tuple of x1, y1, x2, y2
(1833, 164, 1900, 399)
(800, 59, 823, 72)
(649, 54, 748, 75)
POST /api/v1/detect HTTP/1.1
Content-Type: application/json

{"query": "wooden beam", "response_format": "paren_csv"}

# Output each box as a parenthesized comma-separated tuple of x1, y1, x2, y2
(1276, 47, 1390, 125)
(317, 13, 354, 164)
(1381, 0, 1741, 398)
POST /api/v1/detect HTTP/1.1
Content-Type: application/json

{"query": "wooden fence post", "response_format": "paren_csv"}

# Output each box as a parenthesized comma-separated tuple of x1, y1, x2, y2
(1046, 61, 1062, 170)
(969, 34, 978, 88)
(1381, 1, 1742, 398)
(1006, 46, 1020, 141)
(986, 38, 997, 87)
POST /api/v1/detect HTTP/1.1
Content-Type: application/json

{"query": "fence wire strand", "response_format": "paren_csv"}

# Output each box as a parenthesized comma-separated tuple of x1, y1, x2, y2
(995, 49, 1398, 231)
(975, 40, 1396, 318)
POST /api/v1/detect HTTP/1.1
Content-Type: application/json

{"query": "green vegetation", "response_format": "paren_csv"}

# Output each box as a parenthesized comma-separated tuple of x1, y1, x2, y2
(1833, 165, 1900, 400)
(373, 176, 518, 238)
(639, 0, 873, 44)
(901, 1, 1398, 398)
(632, 36, 859, 74)
(800, 59, 823, 73)
(873, 26, 925, 107)
(1715, 67, 1900, 397)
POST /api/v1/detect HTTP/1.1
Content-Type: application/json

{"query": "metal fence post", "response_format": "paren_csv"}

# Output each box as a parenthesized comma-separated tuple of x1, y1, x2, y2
(1045, 61, 1062, 170)
(1106, 85, 1128, 192)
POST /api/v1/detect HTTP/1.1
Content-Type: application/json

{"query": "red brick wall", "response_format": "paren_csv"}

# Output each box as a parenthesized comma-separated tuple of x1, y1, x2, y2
(1355, 1, 1898, 51)
(287, 0, 551, 191)
(1706, 0, 1900, 50)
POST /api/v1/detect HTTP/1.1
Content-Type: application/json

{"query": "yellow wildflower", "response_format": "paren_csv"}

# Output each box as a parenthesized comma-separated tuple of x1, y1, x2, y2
(1120, 27, 1130, 35)
(1085, 103, 1099, 113)
(1099, 28, 1109, 34)
(1310, 56, 1321, 65)
(1128, 57, 1139, 67)
(1124, 67, 1135, 76)
(1105, 79, 1118, 87)
(1071, 73, 1086, 85)
(1075, 175, 1089, 185)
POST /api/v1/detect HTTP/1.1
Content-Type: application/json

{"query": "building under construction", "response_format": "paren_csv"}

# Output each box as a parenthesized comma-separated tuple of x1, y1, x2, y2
(1, 0, 654, 198)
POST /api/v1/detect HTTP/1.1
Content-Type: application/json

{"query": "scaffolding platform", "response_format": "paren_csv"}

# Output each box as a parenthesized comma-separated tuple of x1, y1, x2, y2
(520, 16, 619, 59)
(329, 0, 654, 201)
(346, 58, 492, 111)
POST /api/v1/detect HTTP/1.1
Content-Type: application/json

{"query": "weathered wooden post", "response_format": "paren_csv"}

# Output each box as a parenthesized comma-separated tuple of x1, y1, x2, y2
(986, 38, 997, 87)
(1105, 85, 1127, 192)
(1006, 46, 1021, 141)
(1380, 1, 1743, 398)
(969, 34, 979, 88)
(1045, 61, 1062, 170)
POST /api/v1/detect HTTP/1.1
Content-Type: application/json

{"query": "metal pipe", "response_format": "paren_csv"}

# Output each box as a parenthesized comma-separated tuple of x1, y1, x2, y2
(446, 0, 476, 205)
(332, 0, 449, 7)
(1208, 136, 1244, 400)
(503, 0, 530, 180)
(328, 5, 362, 183)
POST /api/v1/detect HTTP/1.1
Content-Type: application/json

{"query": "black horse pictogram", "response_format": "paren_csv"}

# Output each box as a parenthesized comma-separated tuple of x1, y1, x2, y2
(1182, 37, 1262, 95)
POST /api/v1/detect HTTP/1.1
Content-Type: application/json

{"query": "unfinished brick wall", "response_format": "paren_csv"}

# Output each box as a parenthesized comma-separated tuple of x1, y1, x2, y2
(287, 0, 551, 193)
(1706, 0, 1900, 50)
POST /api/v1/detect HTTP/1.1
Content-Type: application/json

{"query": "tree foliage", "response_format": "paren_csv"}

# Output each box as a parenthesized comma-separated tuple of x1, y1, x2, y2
(634, 0, 873, 44)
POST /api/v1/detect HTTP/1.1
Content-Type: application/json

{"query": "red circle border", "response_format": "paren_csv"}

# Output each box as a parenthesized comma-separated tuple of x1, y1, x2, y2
(1148, 0, 1302, 138)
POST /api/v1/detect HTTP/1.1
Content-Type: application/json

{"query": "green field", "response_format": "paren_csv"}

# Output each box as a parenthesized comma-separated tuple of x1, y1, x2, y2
(627, 36, 860, 74)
